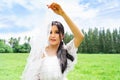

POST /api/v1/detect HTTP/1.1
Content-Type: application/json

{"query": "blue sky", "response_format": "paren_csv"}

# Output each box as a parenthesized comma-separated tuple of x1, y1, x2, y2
(0, 0, 120, 39)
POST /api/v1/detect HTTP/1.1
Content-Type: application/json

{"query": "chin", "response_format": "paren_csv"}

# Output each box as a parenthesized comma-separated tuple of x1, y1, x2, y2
(50, 43, 57, 46)
(50, 42, 58, 46)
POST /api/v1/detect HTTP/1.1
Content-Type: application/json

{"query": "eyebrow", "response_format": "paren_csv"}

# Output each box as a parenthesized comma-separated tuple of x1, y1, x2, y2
(50, 29, 59, 32)
(51, 29, 59, 31)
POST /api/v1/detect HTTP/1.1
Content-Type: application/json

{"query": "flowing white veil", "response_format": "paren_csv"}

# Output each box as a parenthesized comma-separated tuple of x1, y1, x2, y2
(21, 1, 60, 79)
(27, 0, 61, 62)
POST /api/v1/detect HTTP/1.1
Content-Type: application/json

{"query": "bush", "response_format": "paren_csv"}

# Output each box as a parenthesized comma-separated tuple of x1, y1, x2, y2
(0, 48, 5, 53)
(4, 45, 13, 53)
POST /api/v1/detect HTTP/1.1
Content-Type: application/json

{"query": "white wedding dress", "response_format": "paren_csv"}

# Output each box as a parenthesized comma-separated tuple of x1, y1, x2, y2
(21, 1, 78, 79)
(21, 39, 78, 80)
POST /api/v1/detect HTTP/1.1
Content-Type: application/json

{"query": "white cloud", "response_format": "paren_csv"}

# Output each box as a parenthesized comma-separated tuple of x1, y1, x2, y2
(0, 0, 120, 41)
(0, 23, 8, 28)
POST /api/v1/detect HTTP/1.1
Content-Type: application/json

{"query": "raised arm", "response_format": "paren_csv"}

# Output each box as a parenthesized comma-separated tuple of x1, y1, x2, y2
(47, 2, 84, 48)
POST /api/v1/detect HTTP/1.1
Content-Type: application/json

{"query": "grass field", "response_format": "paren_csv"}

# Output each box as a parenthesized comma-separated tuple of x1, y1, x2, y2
(0, 53, 120, 80)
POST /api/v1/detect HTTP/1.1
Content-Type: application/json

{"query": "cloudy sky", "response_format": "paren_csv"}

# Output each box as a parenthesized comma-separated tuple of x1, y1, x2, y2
(0, 0, 120, 40)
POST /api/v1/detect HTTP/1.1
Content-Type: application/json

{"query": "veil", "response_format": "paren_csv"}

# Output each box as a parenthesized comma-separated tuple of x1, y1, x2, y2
(21, 1, 79, 79)
(21, 1, 61, 79)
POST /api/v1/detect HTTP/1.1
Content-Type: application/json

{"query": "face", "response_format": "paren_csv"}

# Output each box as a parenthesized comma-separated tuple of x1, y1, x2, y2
(48, 25, 63, 46)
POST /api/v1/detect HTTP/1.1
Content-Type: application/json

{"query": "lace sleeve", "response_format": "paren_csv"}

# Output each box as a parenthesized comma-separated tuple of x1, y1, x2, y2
(64, 39, 78, 75)
(66, 39, 78, 57)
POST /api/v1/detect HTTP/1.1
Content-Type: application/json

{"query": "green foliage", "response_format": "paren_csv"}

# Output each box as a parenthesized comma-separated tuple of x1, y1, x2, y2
(0, 48, 5, 53)
(63, 32, 73, 44)
(18, 43, 31, 53)
(63, 28, 120, 53)
(4, 45, 13, 53)
(79, 28, 120, 53)
(0, 39, 13, 53)
(0, 36, 31, 53)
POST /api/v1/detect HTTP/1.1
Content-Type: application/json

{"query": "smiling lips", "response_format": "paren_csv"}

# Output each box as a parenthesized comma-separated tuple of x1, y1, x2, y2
(51, 39, 56, 42)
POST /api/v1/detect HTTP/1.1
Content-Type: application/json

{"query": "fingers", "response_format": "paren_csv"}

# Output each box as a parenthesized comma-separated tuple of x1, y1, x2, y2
(47, 2, 59, 10)
(47, 2, 63, 15)
(47, 5, 50, 8)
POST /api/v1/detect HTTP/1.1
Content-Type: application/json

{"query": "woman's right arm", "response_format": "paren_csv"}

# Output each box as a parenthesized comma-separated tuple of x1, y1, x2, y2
(48, 2, 84, 48)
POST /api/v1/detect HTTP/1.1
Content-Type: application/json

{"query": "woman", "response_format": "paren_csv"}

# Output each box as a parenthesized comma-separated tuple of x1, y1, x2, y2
(21, 2, 84, 80)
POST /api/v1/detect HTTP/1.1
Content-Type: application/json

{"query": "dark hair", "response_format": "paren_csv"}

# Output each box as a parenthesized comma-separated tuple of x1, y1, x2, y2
(51, 21, 74, 73)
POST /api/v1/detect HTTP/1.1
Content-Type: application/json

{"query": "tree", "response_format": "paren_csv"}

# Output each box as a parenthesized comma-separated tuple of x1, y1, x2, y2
(105, 29, 112, 53)
(0, 39, 13, 53)
(87, 28, 93, 53)
(92, 28, 99, 53)
(63, 32, 73, 44)
(12, 38, 21, 53)
(18, 43, 31, 53)
(78, 29, 86, 53)
(112, 29, 118, 53)
(116, 28, 120, 53)
(99, 29, 106, 53)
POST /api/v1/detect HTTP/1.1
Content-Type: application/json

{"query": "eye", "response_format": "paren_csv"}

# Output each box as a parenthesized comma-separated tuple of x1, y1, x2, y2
(50, 31, 52, 34)
(55, 31, 60, 34)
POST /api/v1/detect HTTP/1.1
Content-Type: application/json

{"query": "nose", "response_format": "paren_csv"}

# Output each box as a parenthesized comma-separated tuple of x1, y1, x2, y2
(51, 33, 55, 37)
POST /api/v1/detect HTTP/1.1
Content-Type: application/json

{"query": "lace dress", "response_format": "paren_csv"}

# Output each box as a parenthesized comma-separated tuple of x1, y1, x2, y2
(21, 39, 78, 80)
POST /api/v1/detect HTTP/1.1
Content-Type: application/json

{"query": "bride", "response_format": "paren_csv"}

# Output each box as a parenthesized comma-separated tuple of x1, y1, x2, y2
(21, 2, 84, 80)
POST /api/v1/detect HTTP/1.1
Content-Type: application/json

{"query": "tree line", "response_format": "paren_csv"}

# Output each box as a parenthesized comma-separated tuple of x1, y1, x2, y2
(79, 28, 120, 53)
(0, 28, 120, 53)
(0, 36, 31, 53)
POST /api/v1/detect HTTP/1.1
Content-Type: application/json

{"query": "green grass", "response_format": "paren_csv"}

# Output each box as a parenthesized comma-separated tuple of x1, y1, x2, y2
(67, 54, 120, 80)
(0, 53, 28, 80)
(0, 53, 120, 80)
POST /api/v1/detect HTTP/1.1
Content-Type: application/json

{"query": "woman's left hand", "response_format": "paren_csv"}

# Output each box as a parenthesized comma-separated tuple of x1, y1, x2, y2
(47, 2, 64, 16)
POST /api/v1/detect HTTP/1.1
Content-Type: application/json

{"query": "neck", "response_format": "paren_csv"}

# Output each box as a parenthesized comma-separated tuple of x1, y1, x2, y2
(49, 44, 59, 51)
(46, 44, 59, 56)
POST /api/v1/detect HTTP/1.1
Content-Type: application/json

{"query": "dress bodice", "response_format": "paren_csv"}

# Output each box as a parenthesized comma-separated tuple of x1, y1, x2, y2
(39, 54, 62, 80)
